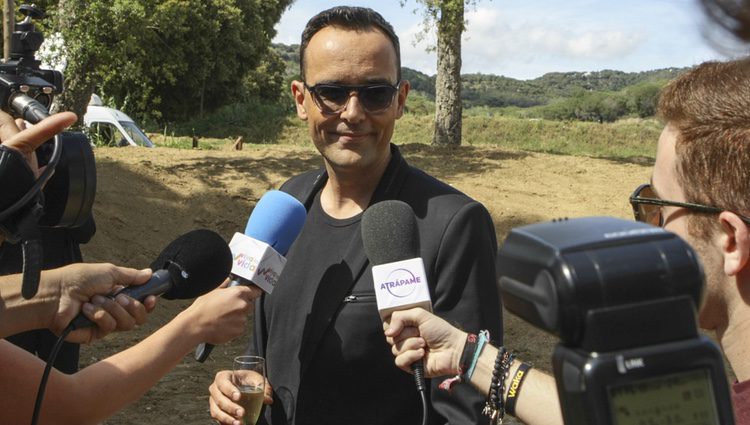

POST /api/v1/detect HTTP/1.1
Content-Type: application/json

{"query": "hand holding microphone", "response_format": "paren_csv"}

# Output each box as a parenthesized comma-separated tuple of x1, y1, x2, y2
(195, 190, 306, 362)
(48, 263, 156, 344)
(67, 228, 234, 332)
(384, 307, 468, 379)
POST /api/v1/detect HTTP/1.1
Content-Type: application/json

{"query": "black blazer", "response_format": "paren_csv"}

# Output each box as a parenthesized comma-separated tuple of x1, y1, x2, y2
(251, 145, 502, 425)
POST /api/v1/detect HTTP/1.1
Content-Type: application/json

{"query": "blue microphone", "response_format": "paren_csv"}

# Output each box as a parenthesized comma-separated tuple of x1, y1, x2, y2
(195, 190, 306, 362)
(243, 190, 307, 256)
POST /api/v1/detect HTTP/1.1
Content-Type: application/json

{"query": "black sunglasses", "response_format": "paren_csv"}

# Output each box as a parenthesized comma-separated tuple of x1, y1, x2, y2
(629, 183, 750, 227)
(304, 82, 400, 115)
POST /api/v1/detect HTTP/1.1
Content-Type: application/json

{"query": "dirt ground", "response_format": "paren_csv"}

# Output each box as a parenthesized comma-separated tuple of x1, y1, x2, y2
(79, 143, 652, 424)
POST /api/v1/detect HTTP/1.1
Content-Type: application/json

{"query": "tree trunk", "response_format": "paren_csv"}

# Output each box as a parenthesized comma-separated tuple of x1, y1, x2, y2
(433, 0, 464, 147)
(3, 0, 14, 60)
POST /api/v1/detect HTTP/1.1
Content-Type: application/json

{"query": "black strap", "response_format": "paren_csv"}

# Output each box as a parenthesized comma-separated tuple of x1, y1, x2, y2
(0, 145, 35, 212)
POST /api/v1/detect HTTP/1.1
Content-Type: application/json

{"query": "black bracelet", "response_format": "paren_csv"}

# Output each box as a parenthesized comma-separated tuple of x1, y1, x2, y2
(483, 347, 508, 424)
(459, 333, 478, 378)
(505, 362, 532, 417)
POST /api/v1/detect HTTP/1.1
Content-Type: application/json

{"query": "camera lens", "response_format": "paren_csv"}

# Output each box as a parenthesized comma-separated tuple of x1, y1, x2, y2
(33, 92, 52, 109)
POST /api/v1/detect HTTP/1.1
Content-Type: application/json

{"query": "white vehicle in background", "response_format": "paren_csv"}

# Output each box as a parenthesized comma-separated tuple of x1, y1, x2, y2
(84, 94, 154, 147)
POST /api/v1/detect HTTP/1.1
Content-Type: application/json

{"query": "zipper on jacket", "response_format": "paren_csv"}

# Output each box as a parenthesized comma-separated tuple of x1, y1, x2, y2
(343, 294, 376, 303)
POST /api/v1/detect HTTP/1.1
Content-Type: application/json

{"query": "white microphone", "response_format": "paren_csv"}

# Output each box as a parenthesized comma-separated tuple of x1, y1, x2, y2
(362, 199, 432, 405)
(362, 200, 432, 318)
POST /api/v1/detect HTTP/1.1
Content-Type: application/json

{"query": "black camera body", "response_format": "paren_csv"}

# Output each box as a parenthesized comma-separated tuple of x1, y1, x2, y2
(497, 217, 735, 424)
(0, 4, 96, 299)
(0, 4, 63, 122)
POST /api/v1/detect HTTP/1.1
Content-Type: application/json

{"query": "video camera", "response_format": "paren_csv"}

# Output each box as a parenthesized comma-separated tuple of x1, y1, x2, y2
(0, 4, 96, 299)
(497, 217, 735, 424)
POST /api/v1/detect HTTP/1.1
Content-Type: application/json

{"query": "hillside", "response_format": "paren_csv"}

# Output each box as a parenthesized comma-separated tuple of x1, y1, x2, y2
(404, 66, 687, 108)
(273, 42, 687, 109)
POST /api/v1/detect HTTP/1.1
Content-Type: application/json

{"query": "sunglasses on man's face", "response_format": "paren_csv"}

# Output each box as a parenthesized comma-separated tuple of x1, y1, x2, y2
(629, 183, 750, 227)
(304, 82, 400, 115)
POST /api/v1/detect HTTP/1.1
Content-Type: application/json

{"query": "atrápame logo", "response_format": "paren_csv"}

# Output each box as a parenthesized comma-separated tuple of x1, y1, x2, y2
(379, 268, 421, 298)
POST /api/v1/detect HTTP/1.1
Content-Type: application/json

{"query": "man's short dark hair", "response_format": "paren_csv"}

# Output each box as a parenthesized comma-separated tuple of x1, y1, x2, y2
(299, 6, 401, 82)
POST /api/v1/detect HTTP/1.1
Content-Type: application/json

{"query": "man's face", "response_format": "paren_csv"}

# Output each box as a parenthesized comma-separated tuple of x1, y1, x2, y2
(292, 26, 408, 174)
(652, 124, 725, 329)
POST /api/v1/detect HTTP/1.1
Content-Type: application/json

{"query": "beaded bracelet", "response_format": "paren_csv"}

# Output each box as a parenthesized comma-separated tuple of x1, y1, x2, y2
(482, 347, 508, 424)
(497, 352, 516, 415)
(504, 362, 533, 417)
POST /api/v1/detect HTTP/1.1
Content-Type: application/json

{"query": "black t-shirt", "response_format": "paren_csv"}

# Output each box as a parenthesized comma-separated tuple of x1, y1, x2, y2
(264, 192, 421, 425)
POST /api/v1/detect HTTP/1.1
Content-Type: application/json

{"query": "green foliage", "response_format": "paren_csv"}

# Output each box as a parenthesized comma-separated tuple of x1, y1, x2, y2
(386, 114, 662, 160)
(40, 0, 293, 123)
(161, 98, 296, 144)
(400, 0, 479, 48)
(404, 91, 436, 115)
(402, 66, 685, 110)
(459, 116, 661, 159)
(148, 134, 227, 150)
(402, 68, 434, 98)
(625, 81, 664, 118)
(272, 43, 301, 79)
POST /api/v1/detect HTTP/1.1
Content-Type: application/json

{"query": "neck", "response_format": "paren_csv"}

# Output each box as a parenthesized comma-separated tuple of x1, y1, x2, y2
(320, 150, 391, 219)
(717, 274, 750, 382)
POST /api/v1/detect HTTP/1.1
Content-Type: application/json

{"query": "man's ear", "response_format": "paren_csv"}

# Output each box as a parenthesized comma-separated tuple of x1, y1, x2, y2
(719, 211, 750, 276)
(291, 81, 308, 120)
(395, 80, 410, 119)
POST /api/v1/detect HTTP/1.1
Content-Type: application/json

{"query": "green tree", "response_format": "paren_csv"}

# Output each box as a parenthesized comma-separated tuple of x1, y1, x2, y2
(45, 0, 292, 124)
(625, 81, 663, 118)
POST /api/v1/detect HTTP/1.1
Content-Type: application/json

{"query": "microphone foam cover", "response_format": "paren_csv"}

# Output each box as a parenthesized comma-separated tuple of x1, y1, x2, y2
(361, 200, 420, 265)
(245, 190, 307, 255)
(150, 229, 232, 300)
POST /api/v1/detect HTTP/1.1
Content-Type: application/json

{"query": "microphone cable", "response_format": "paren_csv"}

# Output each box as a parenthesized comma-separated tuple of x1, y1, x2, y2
(30, 322, 75, 425)
(412, 362, 428, 425)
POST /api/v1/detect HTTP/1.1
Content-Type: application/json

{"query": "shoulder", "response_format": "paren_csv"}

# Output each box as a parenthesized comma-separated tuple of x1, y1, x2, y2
(400, 165, 487, 220)
(279, 169, 325, 202)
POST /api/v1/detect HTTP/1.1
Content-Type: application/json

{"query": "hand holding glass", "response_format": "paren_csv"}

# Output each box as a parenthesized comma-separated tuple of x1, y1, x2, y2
(233, 356, 266, 425)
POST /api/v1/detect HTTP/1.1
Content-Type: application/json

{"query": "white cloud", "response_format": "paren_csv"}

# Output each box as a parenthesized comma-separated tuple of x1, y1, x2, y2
(274, 1, 722, 80)
(464, 7, 645, 59)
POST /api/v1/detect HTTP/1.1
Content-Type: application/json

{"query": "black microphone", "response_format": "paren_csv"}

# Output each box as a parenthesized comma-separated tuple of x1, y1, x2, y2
(362, 200, 432, 402)
(68, 228, 232, 330)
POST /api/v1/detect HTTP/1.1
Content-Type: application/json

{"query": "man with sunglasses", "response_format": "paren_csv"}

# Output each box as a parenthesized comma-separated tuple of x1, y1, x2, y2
(629, 57, 750, 422)
(382, 58, 750, 424)
(209, 6, 502, 425)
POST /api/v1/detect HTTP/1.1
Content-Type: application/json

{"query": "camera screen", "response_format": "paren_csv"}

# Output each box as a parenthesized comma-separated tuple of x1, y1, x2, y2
(608, 368, 719, 425)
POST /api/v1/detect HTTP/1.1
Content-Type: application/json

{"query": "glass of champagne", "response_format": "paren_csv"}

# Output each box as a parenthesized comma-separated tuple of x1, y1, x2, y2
(233, 356, 266, 425)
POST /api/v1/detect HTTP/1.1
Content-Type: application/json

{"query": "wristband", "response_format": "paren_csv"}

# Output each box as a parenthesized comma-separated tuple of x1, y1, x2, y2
(459, 333, 478, 376)
(464, 330, 489, 381)
(504, 362, 532, 417)
(440, 332, 477, 392)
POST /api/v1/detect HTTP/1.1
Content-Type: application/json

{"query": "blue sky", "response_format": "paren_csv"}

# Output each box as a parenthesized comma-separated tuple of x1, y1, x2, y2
(273, 0, 746, 80)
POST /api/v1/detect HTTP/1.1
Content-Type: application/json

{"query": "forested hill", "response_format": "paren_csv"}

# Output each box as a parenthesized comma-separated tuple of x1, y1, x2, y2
(273, 43, 687, 110)
(403, 67, 687, 108)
